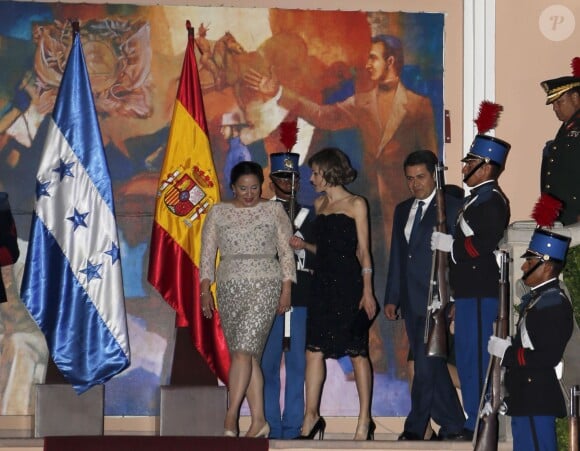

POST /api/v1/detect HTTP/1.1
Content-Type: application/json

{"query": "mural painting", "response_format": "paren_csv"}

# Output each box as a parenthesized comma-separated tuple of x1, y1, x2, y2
(0, 2, 443, 417)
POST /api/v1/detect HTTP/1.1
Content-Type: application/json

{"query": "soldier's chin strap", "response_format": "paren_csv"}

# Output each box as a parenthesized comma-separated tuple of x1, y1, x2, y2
(462, 158, 487, 184)
(270, 175, 298, 197)
(521, 258, 545, 281)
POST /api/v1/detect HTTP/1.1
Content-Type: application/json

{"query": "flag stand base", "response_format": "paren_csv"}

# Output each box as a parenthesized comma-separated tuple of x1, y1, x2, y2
(160, 327, 226, 435)
(34, 384, 104, 437)
(159, 385, 227, 436)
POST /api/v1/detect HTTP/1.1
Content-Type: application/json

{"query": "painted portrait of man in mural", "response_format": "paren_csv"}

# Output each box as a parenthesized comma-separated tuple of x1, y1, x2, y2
(0, 3, 443, 418)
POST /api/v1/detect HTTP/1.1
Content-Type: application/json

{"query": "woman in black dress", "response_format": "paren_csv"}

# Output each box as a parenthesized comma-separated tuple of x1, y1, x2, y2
(290, 147, 377, 440)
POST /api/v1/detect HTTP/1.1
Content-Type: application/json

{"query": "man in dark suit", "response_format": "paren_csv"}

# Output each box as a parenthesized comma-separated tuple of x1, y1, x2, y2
(488, 229, 573, 451)
(384, 150, 465, 441)
(431, 134, 511, 438)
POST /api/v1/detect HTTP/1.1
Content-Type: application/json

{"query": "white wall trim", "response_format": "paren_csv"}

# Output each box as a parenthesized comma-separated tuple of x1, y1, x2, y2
(464, 0, 496, 155)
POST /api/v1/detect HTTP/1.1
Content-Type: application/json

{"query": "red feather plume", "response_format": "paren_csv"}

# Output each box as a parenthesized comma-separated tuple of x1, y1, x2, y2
(531, 193, 563, 228)
(279, 120, 298, 151)
(474, 101, 503, 135)
(571, 57, 580, 78)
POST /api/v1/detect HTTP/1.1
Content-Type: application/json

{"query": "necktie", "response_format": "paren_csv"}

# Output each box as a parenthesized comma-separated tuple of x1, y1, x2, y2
(409, 200, 424, 242)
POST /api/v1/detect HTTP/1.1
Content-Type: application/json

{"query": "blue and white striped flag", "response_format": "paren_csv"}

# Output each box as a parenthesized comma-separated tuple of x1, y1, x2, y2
(21, 28, 130, 394)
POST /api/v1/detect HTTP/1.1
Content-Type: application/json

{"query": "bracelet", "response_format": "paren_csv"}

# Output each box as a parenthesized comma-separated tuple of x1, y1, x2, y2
(361, 267, 373, 275)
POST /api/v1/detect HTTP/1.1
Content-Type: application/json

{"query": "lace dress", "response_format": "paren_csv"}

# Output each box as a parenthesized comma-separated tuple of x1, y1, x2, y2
(307, 213, 368, 358)
(200, 201, 296, 357)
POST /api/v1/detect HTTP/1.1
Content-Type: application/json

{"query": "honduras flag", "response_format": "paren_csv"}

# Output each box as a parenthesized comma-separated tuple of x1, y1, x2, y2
(21, 27, 130, 394)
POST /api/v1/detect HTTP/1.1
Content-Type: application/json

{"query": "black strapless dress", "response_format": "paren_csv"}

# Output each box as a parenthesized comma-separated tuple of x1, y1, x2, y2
(306, 214, 368, 358)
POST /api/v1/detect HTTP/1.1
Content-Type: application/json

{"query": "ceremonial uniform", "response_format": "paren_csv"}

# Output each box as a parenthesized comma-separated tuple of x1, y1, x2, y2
(541, 109, 580, 225)
(488, 229, 574, 451)
(262, 199, 315, 439)
(262, 152, 315, 439)
(447, 135, 511, 434)
(503, 279, 572, 417)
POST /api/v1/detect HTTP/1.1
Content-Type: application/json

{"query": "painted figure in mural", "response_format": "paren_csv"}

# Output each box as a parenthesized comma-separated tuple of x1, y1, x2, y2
(244, 34, 437, 268)
(195, 23, 221, 90)
(199, 161, 296, 438)
(221, 111, 252, 187)
(0, 188, 47, 414)
(539, 61, 580, 226)
(384, 150, 466, 441)
(296, 147, 377, 441)
(487, 229, 573, 451)
(261, 152, 315, 439)
(431, 135, 511, 438)
(0, 192, 19, 302)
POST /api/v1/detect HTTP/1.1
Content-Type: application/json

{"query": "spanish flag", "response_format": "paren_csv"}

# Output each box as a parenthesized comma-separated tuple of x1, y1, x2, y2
(148, 21, 229, 384)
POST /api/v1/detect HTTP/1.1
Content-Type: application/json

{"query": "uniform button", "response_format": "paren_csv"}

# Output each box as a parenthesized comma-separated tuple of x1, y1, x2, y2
(408, 255, 412, 259)
(472, 265, 476, 269)
(550, 158, 554, 162)
(545, 184, 551, 189)
(527, 377, 532, 383)
(547, 171, 551, 176)
(574, 196, 577, 200)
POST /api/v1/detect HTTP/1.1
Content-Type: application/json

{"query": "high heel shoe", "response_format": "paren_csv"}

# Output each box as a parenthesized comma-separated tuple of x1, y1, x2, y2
(224, 429, 238, 437)
(297, 417, 326, 440)
(354, 419, 376, 441)
(248, 423, 270, 438)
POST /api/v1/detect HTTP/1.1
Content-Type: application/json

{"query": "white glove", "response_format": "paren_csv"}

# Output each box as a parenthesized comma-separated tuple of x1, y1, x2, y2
(431, 231, 454, 252)
(480, 401, 493, 417)
(488, 335, 512, 360)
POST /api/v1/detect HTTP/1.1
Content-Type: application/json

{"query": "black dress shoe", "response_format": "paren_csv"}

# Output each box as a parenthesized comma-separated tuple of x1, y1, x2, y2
(439, 428, 473, 441)
(397, 430, 423, 441)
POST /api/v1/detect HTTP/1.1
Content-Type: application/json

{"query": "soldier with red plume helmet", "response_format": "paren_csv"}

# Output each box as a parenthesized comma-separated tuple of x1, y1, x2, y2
(430, 101, 511, 439)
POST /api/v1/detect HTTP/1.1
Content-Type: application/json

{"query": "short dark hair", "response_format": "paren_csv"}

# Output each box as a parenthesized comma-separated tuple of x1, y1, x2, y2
(308, 147, 357, 186)
(403, 150, 438, 174)
(230, 161, 264, 187)
(546, 259, 565, 276)
(371, 35, 404, 75)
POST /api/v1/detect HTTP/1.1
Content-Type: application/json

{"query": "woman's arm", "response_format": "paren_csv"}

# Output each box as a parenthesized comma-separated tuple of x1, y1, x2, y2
(351, 196, 377, 318)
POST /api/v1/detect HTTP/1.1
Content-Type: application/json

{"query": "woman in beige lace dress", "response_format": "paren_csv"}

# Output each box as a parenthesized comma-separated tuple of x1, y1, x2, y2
(200, 161, 296, 438)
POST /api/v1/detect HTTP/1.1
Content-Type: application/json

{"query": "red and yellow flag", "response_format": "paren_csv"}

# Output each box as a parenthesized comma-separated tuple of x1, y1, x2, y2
(148, 21, 229, 384)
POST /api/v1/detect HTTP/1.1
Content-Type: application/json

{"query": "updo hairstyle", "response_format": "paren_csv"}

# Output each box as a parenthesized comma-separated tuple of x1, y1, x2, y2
(230, 160, 265, 187)
(307, 147, 357, 186)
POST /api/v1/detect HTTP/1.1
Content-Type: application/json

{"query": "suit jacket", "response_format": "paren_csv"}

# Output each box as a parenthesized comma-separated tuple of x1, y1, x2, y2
(449, 181, 509, 298)
(280, 82, 437, 248)
(384, 193, 462, 318)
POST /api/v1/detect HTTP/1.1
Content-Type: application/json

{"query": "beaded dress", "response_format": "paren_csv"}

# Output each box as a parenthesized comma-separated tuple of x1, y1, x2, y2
(307, 213, 368, 358)
(200, 201, 296, 357)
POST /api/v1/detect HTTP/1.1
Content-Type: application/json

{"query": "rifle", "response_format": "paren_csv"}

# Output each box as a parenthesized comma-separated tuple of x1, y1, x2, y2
(424, 162, 449, 358)
(571, 385, 580, 451)
(282, 171, 298, 352)
(473, 250, 510, 451)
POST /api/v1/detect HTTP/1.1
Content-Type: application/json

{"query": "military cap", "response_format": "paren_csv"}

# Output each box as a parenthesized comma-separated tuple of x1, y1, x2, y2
(270, 152, 300, 178)
(461, 134, 511, 167)
(521, 228, 571, 262)
(541, 76, 580, 105)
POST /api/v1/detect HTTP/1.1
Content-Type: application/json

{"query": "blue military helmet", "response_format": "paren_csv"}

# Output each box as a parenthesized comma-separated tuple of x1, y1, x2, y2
(270, 152, 300, 178)
(461, 134, 511, 167)
(521, 228, 571, 262)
